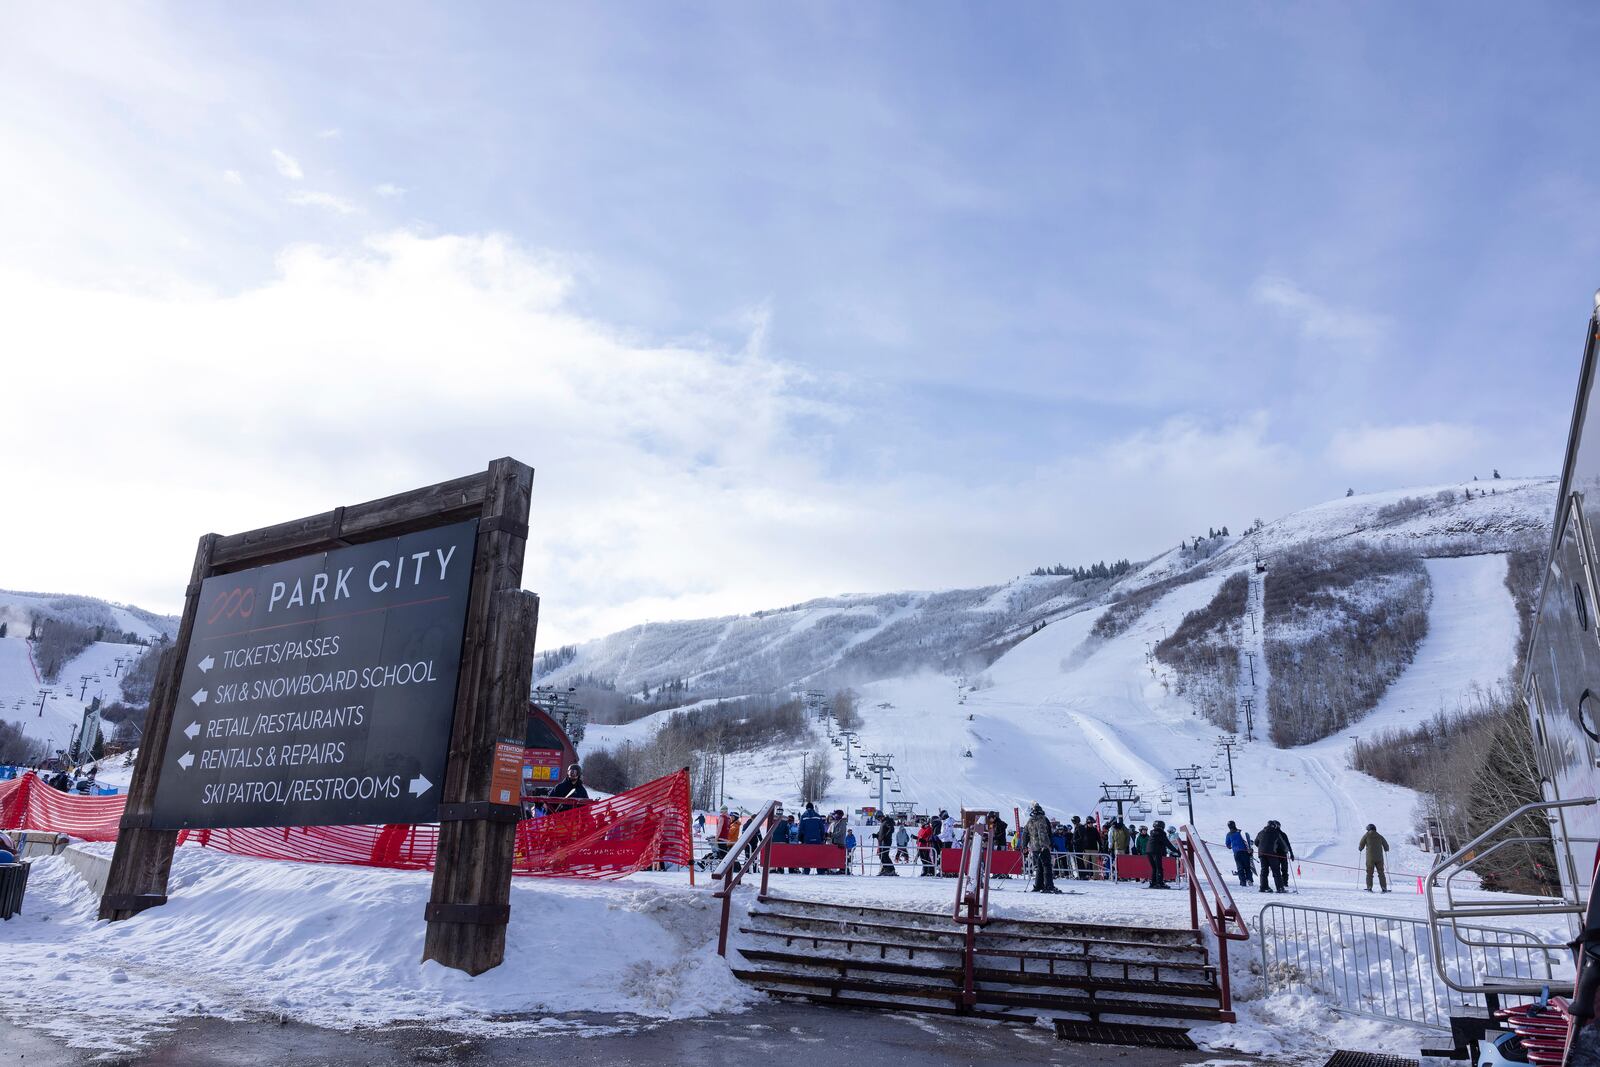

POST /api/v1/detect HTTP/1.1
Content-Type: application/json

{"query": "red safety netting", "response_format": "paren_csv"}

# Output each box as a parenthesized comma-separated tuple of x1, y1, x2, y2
(0, 768, 692, 881)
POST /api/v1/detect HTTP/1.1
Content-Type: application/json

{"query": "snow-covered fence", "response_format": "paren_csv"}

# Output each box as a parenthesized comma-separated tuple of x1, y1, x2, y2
(1258, 902, 1562, 1030)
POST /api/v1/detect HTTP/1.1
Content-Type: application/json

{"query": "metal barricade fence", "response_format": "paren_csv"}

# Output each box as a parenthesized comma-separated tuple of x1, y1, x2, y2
(1258, 901, 1564, 1031)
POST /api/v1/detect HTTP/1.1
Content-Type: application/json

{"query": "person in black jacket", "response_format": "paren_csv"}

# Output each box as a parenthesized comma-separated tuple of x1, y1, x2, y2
(1256, 820, 1293, 893)
(1146, 820, 1177, 888)
(875, 815, 898, 876)
(551, 763, 589, 801)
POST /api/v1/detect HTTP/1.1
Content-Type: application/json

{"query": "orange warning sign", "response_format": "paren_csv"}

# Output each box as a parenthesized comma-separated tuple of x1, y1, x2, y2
(491, 740, 523, 806)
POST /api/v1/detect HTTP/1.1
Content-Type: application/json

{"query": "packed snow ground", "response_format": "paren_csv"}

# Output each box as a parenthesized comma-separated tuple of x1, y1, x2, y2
(6, 847, 753, 1056)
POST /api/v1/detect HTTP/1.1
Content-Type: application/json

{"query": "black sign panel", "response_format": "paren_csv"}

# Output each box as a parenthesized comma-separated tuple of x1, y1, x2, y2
(149, 520, 479, 829)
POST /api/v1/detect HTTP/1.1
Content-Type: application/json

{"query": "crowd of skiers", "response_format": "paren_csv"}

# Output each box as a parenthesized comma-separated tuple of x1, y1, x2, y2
(700, 800, 1396, 895)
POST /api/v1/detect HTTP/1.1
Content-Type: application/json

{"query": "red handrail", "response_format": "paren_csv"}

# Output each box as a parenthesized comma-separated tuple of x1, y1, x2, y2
(952, 817, 993, 1009)
(711, 800, 779, 956)
(1178, 825, 1249, 1022)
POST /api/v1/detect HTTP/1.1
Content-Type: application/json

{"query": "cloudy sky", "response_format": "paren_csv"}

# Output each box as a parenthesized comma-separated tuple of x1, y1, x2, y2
(3, 3, 1596, 646)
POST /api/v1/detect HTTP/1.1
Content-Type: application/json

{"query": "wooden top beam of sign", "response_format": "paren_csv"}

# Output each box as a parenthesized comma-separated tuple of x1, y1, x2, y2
(208, 470, 492, 572)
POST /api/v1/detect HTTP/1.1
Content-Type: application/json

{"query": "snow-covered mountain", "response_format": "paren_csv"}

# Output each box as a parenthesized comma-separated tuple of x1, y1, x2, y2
(566, 477, 1555, 879)
(545, 477, 1554, 698)
(0, 589, 178, 758)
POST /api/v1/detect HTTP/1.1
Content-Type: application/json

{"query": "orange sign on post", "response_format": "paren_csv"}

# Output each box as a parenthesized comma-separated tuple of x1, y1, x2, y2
(491, 741, 523, 806)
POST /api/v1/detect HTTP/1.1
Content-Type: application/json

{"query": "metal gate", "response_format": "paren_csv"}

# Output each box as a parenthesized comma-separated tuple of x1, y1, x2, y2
(1258, 902, 1564, 1030)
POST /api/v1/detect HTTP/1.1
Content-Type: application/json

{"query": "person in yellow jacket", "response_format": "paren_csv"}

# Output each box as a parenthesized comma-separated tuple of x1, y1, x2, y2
(1358, 822, 1390, 892)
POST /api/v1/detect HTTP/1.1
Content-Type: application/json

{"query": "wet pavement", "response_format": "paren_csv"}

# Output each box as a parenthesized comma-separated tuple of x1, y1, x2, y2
(7, 1002, 1252, 1066)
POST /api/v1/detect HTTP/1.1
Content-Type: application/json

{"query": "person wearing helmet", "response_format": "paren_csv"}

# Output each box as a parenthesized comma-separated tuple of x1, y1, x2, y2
(1146, 820, 1176, 889)
(551, 762, 588, 801)
(1256, 819, 1293, 893)
(1025, 803, 1061, 893)
(1358, 823, 1390, 892)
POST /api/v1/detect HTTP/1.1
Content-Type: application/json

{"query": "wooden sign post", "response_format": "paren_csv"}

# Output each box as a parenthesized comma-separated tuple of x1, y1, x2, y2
(100, 458, 537, 977)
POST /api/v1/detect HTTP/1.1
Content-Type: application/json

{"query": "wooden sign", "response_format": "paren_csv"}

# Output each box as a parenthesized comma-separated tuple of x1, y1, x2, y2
(100, 459, 538, 977)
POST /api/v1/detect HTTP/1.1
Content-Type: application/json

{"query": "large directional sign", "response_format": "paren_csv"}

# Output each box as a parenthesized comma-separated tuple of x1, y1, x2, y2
(149, 520, 479, 829)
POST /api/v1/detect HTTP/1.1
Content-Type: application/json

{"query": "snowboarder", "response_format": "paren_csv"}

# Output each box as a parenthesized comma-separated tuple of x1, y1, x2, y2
(1224, 820, 1254, 888)
(875, 814, 898, 876)
(1256, 820, 1293, 893)
(1146, 820, 1176, 889)
(1026, 803, 1060, 893)
(1358, 823, 1390, 892)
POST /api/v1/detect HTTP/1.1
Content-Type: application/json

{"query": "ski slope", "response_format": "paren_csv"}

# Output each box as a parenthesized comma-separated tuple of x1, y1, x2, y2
(701, 550, 1522, 884)
(1, 634, 146, 756)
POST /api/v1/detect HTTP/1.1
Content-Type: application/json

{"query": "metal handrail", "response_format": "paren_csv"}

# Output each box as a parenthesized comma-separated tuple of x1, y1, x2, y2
(1425, 796, 1595, 994)
(1178, 827, 1247, 1022)
(1260, 900, 1566, 1031)
(711, 799, 779, 956)
(952, 816, 992, 1009)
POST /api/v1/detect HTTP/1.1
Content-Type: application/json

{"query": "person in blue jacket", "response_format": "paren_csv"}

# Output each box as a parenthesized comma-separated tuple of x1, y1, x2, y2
(796, 802, 826, 874)
(1224, 820, 1254, 887)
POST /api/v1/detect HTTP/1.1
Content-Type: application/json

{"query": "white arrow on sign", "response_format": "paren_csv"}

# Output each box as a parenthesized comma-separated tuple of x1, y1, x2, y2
(183, 722, 200, 740)
(177, 752, 194, 770)
(198, 655, 215, 673)
(191, 688, 209, 706)
(409, 775, 432, 798)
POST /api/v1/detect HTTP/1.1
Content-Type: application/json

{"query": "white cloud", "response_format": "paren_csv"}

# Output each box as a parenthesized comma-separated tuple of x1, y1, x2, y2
(0, 230, 1315, 646)
(286, 189, 358, 214)
(271, 148, 303, 180)
(316, 127, 341, 140)
(374, 183, 405, 199)
(1253, 275, 1384, 350)
(222, 169, 243, 185)
(1327, 422, 1479, 475)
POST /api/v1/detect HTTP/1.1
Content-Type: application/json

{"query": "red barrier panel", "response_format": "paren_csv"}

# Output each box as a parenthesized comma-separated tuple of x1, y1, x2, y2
(941, 847, 1024, 876)
(1114, 854, 1179, 880)
(767, 843, 847, 870)
(0, 769, 691, 881)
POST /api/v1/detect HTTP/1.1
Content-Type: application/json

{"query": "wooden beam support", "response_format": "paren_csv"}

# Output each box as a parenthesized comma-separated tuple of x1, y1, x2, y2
(99, 533, 216, 920)
(423, 456, 537, 976)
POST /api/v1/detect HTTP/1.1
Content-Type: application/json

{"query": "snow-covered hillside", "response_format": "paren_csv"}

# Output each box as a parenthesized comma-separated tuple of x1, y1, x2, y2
(0, 590, 177, 758)
(575, 479, 1553, 870)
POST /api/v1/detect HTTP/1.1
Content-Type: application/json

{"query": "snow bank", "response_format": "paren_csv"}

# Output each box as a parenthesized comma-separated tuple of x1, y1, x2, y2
(5, 849, 752, 1055)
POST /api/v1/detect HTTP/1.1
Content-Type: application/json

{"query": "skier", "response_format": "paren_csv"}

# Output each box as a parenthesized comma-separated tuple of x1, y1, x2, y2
(1026, 803, 1061, 893)
(844, 826, 857, 875)
(1224, 820, 1254, 888)
(930, 809, 945, 869)
(1135, 825, 1150, 855)
(1358, 822, 1390, 893)
(797, 802, 826, 875)
(1110, 818, 1130, 856)
(917, 820, 936, 876)
(894, 821, 911, 865)
(1256, 819, 1293, 893)
(1146, 820, 1176, 889)
(875, 814, 898, 876)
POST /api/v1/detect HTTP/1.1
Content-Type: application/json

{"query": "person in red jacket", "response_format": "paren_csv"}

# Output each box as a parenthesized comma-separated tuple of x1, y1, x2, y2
(916, 820, 935, 876)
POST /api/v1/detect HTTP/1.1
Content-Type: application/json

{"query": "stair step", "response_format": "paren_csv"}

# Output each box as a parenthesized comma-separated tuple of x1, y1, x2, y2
(762, 896, 1203, 947)
(734, 968, 1227, 1023)
(738, 948, 961, 982)
(747, 909, 1207, 961)
(737, 924, 1217, 977)
(734, 948, 1219, 1001)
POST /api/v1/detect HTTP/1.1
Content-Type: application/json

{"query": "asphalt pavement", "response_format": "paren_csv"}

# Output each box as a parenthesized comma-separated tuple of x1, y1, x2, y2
(7, 1002, 1253, 1067)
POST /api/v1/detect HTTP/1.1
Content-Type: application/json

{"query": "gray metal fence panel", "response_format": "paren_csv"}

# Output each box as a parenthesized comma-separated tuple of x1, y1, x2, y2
(1258, 902, 1565, 1031)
